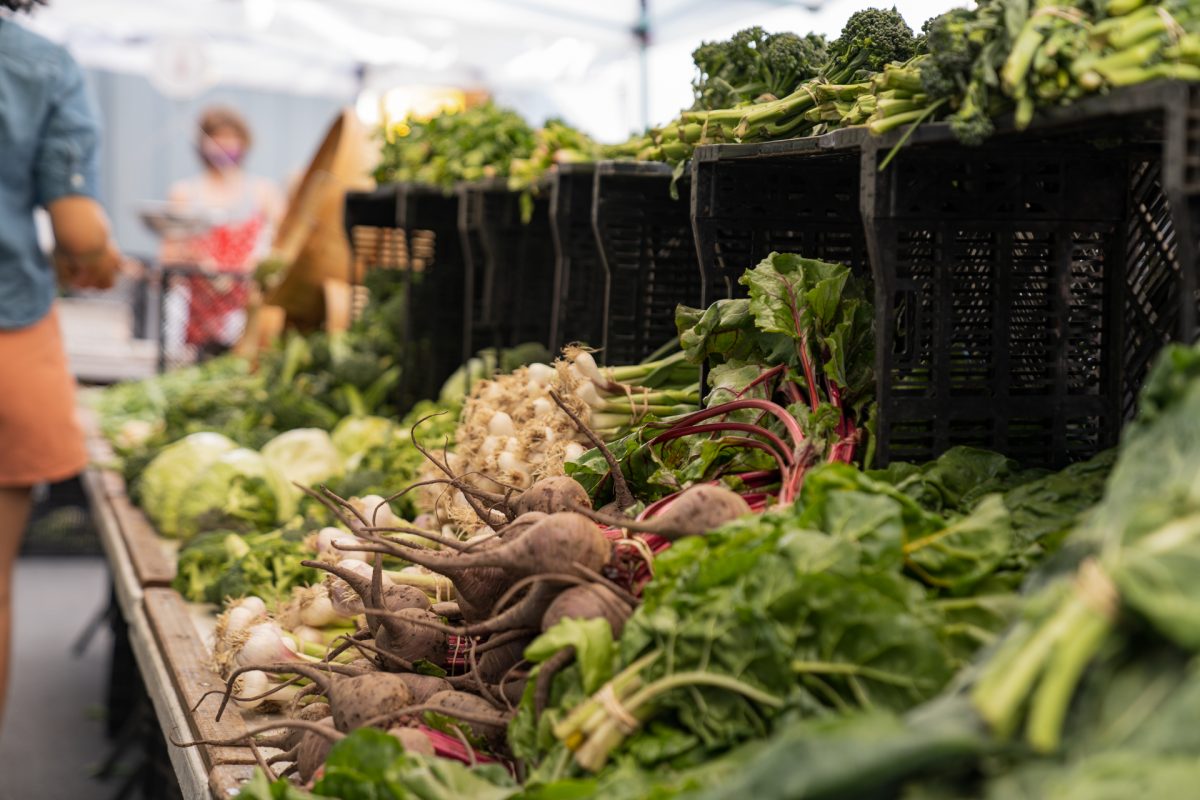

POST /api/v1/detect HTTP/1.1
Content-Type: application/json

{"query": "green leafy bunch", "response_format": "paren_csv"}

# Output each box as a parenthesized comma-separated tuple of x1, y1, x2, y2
(691, 27, 829, 110)
(374, 102, 537, 188)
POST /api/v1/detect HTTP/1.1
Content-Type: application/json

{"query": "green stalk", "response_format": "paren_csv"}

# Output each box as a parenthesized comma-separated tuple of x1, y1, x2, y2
(792, 660, 925, 690)
(573, 670, 783, 772)
(1024, 608, 1112, 753)
(1105, 0, 1144, 16)
(597, 388, 700, 406)
(868, 105, 933, 137)
(1107, 15, 1172, 51)
(1091, 37, 1165, 74)
(875, 98, 925, 118)
(971, 593, 1091, 738)
(554, 653, 656, 745)
(1103, 61, 1200, 86)
(383, 570, 453, 595)
(815, 83, 871, 102)
(1002, 21, 1051, 94)
(592, 402, 697, 417)
(879, 67, 924, 94)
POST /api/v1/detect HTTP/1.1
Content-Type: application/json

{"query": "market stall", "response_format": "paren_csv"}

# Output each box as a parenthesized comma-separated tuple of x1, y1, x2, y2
(70, 2, 1200, 799)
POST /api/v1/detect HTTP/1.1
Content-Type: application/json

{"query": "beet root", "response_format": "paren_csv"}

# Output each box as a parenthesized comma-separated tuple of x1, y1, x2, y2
(513, 476, 592, 517)
(579, 484, 751, 540)
(540, 583, 632, 638)
(422, 690, 511, 750)
(296, 717, 337, 783)
(389, 726, 436, 756)
(375, 607, 450, 668)
(393, 512, 611, 583)
(328, 672, 416, 732)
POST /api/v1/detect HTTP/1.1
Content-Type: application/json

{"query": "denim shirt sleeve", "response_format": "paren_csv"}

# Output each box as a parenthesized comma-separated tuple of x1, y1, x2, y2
(32, 51, 100, 207)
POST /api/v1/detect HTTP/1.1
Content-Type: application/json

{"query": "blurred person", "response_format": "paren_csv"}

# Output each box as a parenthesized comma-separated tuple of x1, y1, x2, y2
(0, 0, 122, 728)
(160, 107, 283, 358)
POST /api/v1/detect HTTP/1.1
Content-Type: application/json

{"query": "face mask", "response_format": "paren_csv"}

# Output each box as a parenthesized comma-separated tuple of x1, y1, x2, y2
(200, 141, 244, 170)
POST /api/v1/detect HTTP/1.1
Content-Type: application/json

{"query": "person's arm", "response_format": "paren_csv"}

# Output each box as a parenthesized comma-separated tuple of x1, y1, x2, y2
(159, 181, 200, 266)
(47, 196, 120, 290)
(33, 49, 120, 290)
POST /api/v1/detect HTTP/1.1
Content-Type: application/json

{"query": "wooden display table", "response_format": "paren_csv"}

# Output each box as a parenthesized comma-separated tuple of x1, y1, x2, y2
(81, 412, 259, 799)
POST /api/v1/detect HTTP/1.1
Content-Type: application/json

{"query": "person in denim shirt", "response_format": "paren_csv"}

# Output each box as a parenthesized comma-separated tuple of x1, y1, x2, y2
(0, 0, 122, 727)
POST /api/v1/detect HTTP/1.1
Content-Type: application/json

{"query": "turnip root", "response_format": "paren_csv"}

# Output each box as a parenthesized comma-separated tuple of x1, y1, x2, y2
(533, 583, 636, 719)
(316, 527, 371, 562)
(247, 701, 334, 753)
(431, 601, 461, 619)
(216, 661, 384, 723)
(576, 484, 751, 540)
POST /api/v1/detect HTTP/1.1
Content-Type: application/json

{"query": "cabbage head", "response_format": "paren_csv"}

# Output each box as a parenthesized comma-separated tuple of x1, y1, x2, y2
(140, 432, 238, 538)
(331, 416, 395, 469)
(261, 428, 342, 489)
(175, 448, 297, 539)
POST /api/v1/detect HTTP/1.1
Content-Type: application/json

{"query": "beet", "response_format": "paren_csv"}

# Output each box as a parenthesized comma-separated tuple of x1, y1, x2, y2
(423, 690, 510, 750)
(512, 476, 592, 517)
(296, 717, 337, 782)
(580, 484, 751, 540)
(388, 726, 436, 756)
(388, 512, 611, 585)
(540, 583, 632, 637)
(375, 607, 449, 667)
(328, 672, 415, 732)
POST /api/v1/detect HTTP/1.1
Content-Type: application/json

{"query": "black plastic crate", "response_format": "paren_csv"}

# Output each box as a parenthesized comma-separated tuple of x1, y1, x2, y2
(394, 183, 467, 406)
(691, 129, 869, 303)
(547, 164, 606, 350)
(344, 186, 406, 286)
(862, 82, 1200, 469)
(592, 161, 702, 365)
(344, 184, 467, 408)
(457, 178, 557, 356)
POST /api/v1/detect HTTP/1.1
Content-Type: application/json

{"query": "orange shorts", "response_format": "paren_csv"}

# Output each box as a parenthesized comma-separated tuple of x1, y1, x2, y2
(0, 307, 88, 487)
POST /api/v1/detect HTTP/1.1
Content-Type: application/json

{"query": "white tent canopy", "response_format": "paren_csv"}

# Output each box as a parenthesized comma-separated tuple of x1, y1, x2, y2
(19, 0, 963, 140)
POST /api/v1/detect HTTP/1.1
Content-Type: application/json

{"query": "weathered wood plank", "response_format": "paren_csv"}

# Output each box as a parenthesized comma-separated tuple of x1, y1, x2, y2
(144, 588, 250, 770)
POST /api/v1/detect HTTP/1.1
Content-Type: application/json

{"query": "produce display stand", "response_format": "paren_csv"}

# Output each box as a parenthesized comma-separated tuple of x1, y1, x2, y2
(80, 413, 259, 800)
(691, 82, 1200, 469)
(591, 161, 702, 364)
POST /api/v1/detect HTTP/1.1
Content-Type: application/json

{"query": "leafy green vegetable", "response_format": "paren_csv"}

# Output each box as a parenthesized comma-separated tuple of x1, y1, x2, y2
(173, 526, 319, 605)
(139, 432, 238, 538)
(175, 448, 296, 539)
(261, 428, 343, 489)
(331, 416, 396, 469)
(690, 27, 828, 110)
(374, 102, 537, 188)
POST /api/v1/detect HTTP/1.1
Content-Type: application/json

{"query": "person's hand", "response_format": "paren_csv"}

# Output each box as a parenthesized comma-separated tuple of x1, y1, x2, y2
(54, 239, 122, 290)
